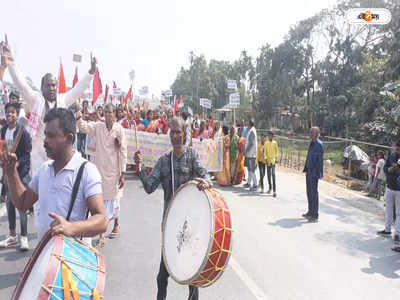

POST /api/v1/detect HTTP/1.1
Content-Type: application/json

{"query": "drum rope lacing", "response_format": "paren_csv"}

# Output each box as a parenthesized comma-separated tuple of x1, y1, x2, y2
(191, 190, 233, 287)
(41, 235, 103, 300)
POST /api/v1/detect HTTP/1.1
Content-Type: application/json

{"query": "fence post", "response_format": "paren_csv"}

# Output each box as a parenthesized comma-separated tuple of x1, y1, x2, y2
(346, 141, 352, 189)
(298, 149, 301, 171)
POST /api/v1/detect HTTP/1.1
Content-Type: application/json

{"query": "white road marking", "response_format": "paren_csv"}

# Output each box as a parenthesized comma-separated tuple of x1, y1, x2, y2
(230, 256, 270, 300)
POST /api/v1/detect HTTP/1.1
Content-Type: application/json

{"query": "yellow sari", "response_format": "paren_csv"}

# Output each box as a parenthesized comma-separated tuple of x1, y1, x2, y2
(217, 134, 231, 186)
(233, 137, 246, 185)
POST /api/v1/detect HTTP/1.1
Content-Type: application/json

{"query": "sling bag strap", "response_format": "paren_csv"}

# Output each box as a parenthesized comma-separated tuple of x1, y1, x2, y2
(66, 161, 88, 221)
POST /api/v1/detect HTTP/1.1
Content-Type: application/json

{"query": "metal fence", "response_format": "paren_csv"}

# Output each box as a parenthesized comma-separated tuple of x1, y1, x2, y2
(257, 129, 393, 192)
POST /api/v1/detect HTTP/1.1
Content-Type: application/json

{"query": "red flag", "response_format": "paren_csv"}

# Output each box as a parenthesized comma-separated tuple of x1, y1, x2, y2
(72, 66, 78, 87)
(104, 84, 109, 103)
(92, 70, 102, 105)
(58, 60, 67, 94)
(123, 85, 132, 104)
(174, 95, 178, 115)
(113, 81, 117, 88)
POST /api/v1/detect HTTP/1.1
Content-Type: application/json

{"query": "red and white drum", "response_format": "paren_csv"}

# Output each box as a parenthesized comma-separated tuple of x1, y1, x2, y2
(162, 180, 233, 288)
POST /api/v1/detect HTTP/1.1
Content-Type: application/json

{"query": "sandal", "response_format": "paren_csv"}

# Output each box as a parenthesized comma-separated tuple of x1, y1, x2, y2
(95, 237, 106, 248)
(108, 225, 120, 239)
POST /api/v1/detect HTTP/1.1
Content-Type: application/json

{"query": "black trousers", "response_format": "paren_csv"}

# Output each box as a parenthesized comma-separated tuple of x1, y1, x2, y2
(258, 162, 265, 189)
(267, 164, 276, 192)
(157, 256, 199, 300)
(306, 173, 319, 218)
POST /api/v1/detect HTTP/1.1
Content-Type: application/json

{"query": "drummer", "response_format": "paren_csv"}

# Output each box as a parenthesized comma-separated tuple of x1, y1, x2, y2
(0, 108, 107, 241)
(134, 117, 211, 300)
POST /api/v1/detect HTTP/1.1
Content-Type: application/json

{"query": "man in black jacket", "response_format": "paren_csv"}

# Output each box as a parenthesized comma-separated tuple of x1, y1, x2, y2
(0, 102, 31, 250)
(378, 140, 400, 248)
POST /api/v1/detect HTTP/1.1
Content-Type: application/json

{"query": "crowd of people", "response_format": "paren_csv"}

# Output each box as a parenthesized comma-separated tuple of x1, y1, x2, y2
(0, 36, 288, 300)
(1, 34, 400, 300)
(74, 100, 282, 196)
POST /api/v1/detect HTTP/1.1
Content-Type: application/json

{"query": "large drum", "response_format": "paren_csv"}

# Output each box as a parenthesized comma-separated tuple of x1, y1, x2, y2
(162, 181, 233, 288)
(12, 232, 106, 300)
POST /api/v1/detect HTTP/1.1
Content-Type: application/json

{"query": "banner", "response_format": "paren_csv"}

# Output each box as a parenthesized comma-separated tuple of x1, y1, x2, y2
(199, 98, 212, 109)
(229, 92, 240, 107)
(86, 131, 223, 172)
(227, 79, 237, 90)
(85, 135, 96, 156)
(73, 54, 82, 63)
(129, 70, 135, 81)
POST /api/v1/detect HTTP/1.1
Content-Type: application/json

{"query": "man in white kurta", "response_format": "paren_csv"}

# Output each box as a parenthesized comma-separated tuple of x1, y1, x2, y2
(76, 103, 127, 246)
(3, 44, 96, 173)
(1, 40, 97, 226)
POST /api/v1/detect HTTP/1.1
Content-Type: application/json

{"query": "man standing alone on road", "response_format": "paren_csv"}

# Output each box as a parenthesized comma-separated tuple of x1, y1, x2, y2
(373, 150, 385, 201)
(378, 141, 400, 247)
(303, 127, 324, 223)
(134, 117, 211, 300)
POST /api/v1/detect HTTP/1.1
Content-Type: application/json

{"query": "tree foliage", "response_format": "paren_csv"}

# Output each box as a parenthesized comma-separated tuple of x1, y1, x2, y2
(170, 0, 400, 144)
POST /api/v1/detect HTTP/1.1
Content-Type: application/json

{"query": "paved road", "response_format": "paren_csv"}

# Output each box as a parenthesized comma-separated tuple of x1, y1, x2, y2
(0, 170, 399, 299)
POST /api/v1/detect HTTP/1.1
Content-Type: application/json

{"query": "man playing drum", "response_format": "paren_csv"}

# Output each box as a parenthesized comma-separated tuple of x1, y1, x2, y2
(135, 117, 211, 300)
(0, 108, 107, 241)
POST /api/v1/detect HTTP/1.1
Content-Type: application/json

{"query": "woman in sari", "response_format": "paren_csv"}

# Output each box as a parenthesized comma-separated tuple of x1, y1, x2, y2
(229, 125, 239, 182)
(233, 127, 246, 185)
(217, 125, 231, 186)
(146, 110, 160, 133)
(197, 121, 209, 141)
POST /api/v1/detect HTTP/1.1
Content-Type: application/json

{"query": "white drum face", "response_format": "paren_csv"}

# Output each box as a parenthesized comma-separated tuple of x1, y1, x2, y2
(164, 184, 212, 282)
(19, 238, 54, 300)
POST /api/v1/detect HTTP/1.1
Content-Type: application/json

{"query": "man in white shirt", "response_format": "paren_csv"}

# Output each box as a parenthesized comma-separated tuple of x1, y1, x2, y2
(374, 150, 386, 200)
(245, 118, 258, 192)
(1, 39, 97, 173)
(0, 108, 107, 240)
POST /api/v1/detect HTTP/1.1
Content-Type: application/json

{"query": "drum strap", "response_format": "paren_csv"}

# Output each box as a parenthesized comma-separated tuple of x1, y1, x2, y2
(66, 161, 88, 221)
(170, 152, 175, 196)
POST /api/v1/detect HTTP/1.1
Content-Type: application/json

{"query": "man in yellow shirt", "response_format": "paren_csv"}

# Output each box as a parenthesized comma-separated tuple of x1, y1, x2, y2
(256, 134, 266, 193)
(264, 131, 279, 197)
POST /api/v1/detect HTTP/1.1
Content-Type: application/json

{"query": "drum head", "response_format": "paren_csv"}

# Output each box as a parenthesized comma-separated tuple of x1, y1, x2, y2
(163, 182, 213, 284)
(19, 238, 54, 299)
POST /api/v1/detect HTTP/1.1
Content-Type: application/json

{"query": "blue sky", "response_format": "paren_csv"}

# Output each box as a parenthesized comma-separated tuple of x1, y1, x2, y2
(1, 0, 337, 96)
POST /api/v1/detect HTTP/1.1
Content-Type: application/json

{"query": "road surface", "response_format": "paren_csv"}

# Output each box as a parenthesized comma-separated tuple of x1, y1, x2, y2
(0, 170, 399, 299)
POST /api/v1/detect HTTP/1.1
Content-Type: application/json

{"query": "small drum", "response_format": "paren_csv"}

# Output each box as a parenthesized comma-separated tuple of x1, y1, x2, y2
(12, 232, 106, 300)
(162, 181, 233, 288)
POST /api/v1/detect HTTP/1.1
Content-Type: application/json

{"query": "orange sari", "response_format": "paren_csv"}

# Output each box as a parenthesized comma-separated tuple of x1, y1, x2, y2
(217, 135, 231, 186)
(233, 137, 246, 185)
(146, 120, 159, 133)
